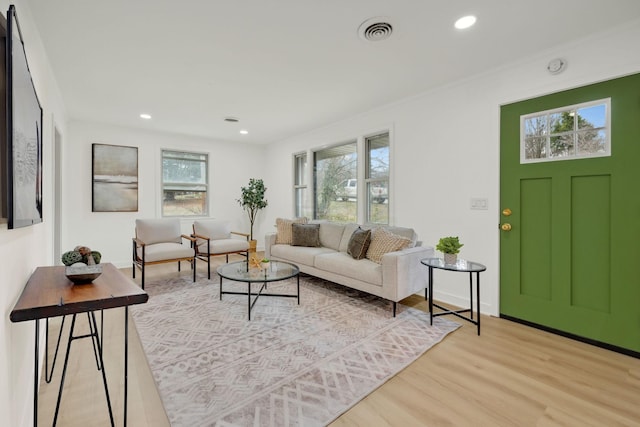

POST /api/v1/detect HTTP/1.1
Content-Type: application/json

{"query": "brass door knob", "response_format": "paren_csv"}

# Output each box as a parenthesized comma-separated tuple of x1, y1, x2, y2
(501, 223, 512, 231)
(502, 208, 512, 216)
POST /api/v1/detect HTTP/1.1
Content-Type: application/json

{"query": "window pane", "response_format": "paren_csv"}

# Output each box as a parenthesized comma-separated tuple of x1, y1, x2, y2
(314, 142, 357, 222)
(366, 133, 389, 224)
(577, 129, 606, 154)
(294, 154, 306, 186)
(550, 134, 574, 157)
(367, 182, 388, 224)
(294, 153, 308, 218)
(524, 116, 548, 138)
(162, 190, 206, 216)
(577, 104, 606, 129)
(162, 158, 207, 184)
(524, 136, 547, 159)
(549, 110, 574, 134)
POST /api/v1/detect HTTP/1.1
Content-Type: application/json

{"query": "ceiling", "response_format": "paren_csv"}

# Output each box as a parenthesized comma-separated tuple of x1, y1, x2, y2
(24, 0, 640, 144)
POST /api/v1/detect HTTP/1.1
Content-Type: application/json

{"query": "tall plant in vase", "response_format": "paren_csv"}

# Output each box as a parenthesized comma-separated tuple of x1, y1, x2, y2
(237, 178, 268, 252)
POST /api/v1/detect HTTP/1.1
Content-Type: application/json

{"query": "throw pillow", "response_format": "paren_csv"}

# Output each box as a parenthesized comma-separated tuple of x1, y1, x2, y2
(291, 223, 321, 247)
(275, 217, 308, 244)
(366, 227, 412, 264)
(347, 227, 371, 260)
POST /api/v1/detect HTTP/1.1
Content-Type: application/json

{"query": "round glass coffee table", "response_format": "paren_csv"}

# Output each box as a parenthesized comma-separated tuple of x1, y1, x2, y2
(217, 260, 300, 320)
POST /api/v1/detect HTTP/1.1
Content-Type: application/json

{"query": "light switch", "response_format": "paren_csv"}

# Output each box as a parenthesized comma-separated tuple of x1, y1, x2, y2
(470, 198, 488, 210)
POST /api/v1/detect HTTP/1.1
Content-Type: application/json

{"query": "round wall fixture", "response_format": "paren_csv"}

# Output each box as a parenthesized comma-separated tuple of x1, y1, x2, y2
(358, 17, 393, 42)
(547, 58, 566, 75)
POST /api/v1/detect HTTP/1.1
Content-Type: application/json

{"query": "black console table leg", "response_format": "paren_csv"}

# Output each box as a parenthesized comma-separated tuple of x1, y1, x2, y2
(33, 319, 39, 427)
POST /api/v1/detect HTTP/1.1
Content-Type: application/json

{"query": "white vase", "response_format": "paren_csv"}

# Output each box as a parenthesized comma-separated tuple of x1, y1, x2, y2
(444, 253, 457, 265)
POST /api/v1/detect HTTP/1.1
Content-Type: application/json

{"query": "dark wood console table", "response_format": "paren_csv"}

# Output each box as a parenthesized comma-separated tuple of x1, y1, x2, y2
(10, 263, 148, 427)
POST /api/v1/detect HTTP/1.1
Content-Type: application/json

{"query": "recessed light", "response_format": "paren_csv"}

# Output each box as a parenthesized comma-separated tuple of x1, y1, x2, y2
(140, 113, 152, 119)
(239, 130, 249, 135)
(454, 15, 476, 30)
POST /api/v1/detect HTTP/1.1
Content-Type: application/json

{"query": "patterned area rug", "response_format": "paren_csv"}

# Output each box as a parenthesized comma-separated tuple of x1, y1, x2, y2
(131, 272, 460, 426)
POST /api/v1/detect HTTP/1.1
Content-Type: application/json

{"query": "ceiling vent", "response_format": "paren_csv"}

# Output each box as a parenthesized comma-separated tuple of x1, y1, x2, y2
(224, 117, 239, 122)
(358, 17, 393, 42)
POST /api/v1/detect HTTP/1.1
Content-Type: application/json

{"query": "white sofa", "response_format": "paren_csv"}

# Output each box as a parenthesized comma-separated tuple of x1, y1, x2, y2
(264, 221, 433, 315)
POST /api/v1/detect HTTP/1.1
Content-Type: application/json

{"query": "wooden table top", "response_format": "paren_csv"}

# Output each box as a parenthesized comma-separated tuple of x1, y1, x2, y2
(10, 263, 148, 322)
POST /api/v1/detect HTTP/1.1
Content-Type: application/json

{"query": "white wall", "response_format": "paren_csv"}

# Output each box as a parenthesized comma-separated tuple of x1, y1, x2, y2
(0, 1, 68, 426)
(264, 19, 640, 317)
(62, 121, 268, 268)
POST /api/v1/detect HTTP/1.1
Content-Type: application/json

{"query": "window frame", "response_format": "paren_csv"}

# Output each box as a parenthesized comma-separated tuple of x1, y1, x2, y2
(308, 127, 392, 225)
(312, 140, 358, 223)
(365, 132, 390, 225)
(520, 98, 611, 164)
(293, 151, 309, 218)
(160, 149, 209, 217)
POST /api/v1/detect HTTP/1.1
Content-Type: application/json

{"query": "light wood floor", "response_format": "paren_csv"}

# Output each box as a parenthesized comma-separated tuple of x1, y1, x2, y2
(37, 255, 640, 426)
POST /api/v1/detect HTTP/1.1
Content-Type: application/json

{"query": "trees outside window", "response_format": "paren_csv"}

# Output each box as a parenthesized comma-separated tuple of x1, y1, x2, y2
(310, 130, 391, 225)
(522, 99, 609, 163)
(313, 142, 357, 222)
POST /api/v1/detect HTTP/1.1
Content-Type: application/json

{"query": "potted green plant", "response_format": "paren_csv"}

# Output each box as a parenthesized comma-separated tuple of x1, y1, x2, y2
(436, 236, 463, 265)
(237, 178, 268, 251)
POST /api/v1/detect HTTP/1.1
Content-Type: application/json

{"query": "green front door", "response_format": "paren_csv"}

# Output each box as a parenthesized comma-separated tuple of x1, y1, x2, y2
(500, 73, 640, 353)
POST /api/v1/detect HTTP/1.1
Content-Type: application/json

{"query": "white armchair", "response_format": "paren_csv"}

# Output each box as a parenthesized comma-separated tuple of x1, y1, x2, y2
(132, 218, 196, 289)
(192, 219, 250, 279)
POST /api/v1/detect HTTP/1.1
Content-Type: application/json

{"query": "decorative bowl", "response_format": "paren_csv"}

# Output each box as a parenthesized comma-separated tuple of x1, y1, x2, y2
(65, 264, 103, 284)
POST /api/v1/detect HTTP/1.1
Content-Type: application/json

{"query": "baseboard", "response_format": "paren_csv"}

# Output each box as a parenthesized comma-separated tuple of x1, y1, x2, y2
(500, 314, 640, 359)
(432, 289, 493, 315)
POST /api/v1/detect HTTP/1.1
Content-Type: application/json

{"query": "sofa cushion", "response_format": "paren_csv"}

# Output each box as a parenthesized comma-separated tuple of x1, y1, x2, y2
(318, 222, 346, 251)
(338, 223, 361, 252)
(275, 217, 308, 244)
(271, 244, 334, 267)
(314, 252, 382, 286)
(292, 223, 321, 247)
(366, 227, 412, 264)
(347, 227, 371, 260)
(384, 226, 418, 248)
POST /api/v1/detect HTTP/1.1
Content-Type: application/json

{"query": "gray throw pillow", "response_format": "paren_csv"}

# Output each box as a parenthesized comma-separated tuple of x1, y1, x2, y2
(347, 227, 372, 260)
(291, 223, 321, 247)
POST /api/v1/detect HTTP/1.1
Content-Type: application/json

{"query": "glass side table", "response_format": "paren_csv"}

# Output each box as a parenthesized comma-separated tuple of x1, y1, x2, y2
(420, 258, 486, 335)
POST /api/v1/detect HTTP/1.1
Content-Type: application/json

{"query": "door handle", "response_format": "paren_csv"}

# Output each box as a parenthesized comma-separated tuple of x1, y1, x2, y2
(502, 208, 512, 216)
(501, 223, 512, 231)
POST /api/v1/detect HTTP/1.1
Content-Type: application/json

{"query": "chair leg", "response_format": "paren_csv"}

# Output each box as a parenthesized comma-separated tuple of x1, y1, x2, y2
(192, 258, 196, 282)
(178, 261, 181, 272)
(132, 263, 135, 279)
(207, 256, 211, 280)
(141, 264, 145, 290)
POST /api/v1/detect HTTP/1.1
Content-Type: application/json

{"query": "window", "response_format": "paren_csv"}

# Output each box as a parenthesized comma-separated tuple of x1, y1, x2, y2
(311, 130, 391, 225)
(366, 133, 389, 224)
(521, 98, 610, 163)
(293, 152, 309, 218)
(313, 141, 357, 222)
(161, 150, 208, 216)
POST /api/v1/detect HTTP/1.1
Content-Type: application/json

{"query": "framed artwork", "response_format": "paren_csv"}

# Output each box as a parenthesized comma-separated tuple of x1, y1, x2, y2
(92, 143, 138, 212)
(5, 5, 44, 228)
